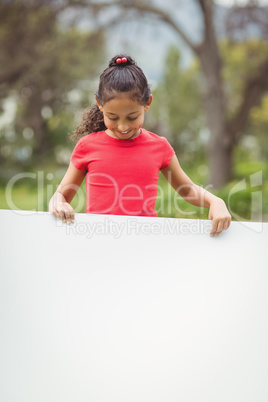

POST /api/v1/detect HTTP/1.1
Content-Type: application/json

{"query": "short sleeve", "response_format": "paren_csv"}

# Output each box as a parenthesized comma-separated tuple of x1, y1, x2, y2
(70, 137, 88, 171)
(160, 137, 175, 170)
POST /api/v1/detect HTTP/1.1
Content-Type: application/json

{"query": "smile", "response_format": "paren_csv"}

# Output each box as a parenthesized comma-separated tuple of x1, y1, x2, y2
(117, 130, 131, 135)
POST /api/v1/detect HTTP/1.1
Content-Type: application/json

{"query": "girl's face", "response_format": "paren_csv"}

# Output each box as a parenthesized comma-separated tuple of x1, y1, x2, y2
(96, 93, 153, 140)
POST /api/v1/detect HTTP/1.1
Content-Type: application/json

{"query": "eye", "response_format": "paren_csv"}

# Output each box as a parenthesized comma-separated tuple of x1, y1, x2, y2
(107, 115, 138, 121)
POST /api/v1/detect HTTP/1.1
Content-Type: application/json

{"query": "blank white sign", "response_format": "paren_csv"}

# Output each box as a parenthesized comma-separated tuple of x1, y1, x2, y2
(0, 209, 267, 402)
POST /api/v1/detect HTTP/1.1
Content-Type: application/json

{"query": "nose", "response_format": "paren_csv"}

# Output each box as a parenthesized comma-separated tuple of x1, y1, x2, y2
(118, 122, 129, 132)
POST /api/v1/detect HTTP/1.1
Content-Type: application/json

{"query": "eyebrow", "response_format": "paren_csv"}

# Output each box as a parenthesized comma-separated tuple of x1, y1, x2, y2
(106, 111, 139, 116)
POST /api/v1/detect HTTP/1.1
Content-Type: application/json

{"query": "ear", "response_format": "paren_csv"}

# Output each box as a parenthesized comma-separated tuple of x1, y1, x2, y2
(95, 96, 103, 111)
(144, 94, 153, 112)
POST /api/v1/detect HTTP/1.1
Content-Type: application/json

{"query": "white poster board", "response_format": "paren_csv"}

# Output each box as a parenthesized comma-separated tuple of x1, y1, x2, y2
(0, 209, 267, 402)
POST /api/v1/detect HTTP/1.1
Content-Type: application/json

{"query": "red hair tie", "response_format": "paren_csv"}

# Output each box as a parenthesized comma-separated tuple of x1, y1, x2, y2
(116, 57, 127, 64)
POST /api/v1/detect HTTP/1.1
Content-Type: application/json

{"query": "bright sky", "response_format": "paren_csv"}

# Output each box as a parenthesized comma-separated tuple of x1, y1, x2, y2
(215, 0, 268, 5)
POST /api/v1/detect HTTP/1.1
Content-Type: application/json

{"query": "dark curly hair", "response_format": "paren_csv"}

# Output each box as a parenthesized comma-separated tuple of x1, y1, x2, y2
(70, 54, 151, 141)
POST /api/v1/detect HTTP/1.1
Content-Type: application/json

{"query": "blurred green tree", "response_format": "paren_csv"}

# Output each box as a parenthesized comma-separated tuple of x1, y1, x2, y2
(62, 0, 268, 188)
(250, 95, 268, 160)
(147, 46, 205, 166)
(0, 0, 105, 178)
(148, 40, 268, 170)
(220, 39, 268, 162)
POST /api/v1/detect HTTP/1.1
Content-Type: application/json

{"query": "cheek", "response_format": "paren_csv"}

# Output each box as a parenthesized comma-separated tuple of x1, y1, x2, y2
(104, 117, 115, 128)
(137, 118, 144, 128)
(132, 117, 144, 129)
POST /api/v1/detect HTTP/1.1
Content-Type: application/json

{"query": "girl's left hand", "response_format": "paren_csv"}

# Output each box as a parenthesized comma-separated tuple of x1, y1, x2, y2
(208, 198, 231, 237)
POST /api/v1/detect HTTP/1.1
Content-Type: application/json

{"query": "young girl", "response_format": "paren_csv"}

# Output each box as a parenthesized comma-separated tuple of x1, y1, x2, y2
(49, 54, 231, 237)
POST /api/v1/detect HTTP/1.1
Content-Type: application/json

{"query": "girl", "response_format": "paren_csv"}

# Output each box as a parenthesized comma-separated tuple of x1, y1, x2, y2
(49, 54, 231, 237)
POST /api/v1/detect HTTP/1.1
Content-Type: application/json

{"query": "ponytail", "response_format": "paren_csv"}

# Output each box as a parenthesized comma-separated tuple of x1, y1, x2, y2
(69, 103, 106, 142)
(70, 53, 150, 142)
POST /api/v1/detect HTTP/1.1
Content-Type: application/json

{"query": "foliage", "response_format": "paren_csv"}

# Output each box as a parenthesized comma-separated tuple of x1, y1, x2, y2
(147, 46, 205, 164)
(218, 39, 268, 162)
(0, 0, 106, 181)
(55, 0, 268, 188)
(249, 95, 268, 160)
(220, 39, 268, 121)
(147, 41, 268, 173)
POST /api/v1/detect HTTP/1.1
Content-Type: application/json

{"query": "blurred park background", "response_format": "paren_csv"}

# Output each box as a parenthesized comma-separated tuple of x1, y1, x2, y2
(0, 0, 267, 221)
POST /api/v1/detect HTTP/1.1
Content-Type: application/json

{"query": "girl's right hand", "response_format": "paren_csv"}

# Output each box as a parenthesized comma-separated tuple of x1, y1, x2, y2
(48, 162, 86, 224)
(49, 200, 75, 224)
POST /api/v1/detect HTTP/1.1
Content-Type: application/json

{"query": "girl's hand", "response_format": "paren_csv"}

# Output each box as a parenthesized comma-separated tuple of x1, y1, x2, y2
(48, 162, 86, 224)
(49, 198, 75, 224)
(208, 198, 231, 237)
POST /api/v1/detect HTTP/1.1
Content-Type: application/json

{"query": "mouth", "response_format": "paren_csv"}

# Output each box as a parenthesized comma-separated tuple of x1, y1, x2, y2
(117, 130, 132, 136)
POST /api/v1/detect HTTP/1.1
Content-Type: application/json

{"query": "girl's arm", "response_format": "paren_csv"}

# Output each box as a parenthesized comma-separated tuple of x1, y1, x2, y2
(49, 161, 86, 223)
(161, 155, 231, 237)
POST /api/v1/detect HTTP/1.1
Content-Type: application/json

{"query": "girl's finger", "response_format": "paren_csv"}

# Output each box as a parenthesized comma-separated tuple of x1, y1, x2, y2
(64, 209, 71, 219)
(51, 210, 58, 219)
(58, 205, 75, 223)
(223, 218, 230, 231)
(216, 219, 224, 234)
(70, 211, 75, 222)
(210, 219, 219, 236)
(57, 209, 67, 222)
(65, 209, 75, 223)
(64, 204, 75, 220)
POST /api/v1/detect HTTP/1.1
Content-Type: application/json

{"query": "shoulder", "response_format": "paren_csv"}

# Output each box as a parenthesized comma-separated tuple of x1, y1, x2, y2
(142, 129, 170, 145)
(142, 129, 173, 151)
(72, 131, 104, 151)
(75, 131, 102, 145)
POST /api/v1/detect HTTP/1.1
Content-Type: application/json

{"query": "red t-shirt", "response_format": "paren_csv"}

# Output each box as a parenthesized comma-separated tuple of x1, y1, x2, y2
(70, 129, 175, 216)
